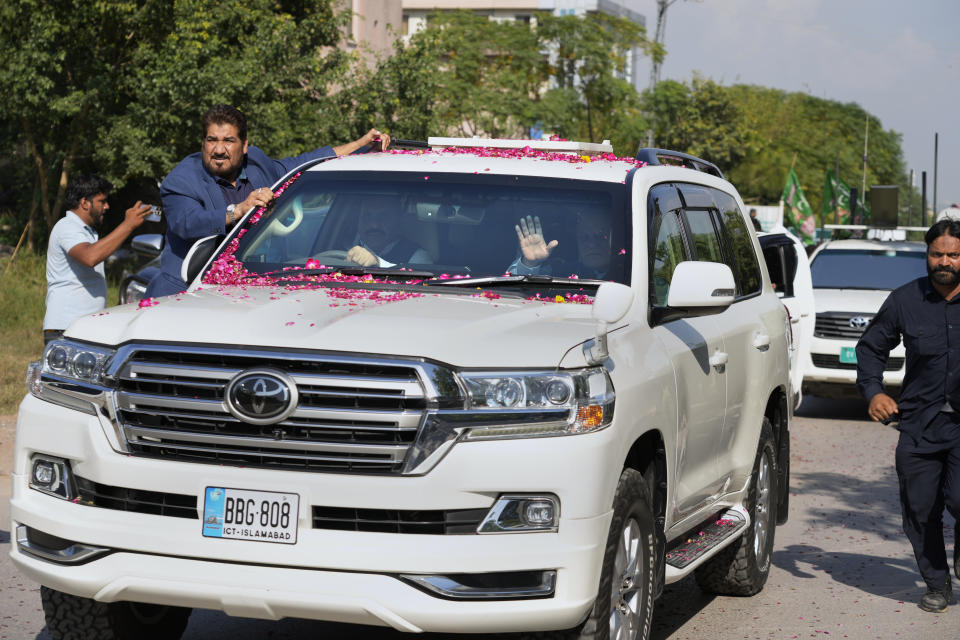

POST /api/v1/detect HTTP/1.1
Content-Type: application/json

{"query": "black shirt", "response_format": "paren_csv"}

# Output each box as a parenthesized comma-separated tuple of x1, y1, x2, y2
(856, 276, 960, 439)
(214, 165, 254, 207)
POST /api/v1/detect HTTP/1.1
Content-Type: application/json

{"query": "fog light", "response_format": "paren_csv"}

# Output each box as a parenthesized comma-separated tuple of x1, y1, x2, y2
(478, 494, 560, 533)
(32, 461, 56, 487)
(523, 500, 555, 526)
(29, 456, 74, 500)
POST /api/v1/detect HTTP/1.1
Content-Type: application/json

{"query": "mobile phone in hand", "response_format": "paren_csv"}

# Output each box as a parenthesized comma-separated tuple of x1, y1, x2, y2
(145, 206, 162, 223)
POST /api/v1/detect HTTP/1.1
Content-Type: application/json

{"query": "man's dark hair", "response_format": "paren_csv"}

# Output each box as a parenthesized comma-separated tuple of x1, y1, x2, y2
(65, 174, 113, 210)
(201, 104, 247, 141)
(924, 219, 960, 246)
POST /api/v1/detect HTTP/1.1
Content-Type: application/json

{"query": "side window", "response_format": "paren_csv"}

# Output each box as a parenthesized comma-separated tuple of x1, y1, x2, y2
(648, 184, 689, 308)
(682, 209, 725, 264)
(713, 190, 762, 296)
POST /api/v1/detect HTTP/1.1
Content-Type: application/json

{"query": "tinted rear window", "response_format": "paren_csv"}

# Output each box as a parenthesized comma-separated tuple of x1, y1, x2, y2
(810, 249, 926, 290)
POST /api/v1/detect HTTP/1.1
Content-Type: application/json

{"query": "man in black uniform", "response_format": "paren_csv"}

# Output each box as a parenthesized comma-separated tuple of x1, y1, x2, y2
(857, 219, 960, 612)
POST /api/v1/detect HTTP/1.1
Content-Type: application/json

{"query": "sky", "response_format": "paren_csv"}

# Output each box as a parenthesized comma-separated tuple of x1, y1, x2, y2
(621, 0, 959, 213)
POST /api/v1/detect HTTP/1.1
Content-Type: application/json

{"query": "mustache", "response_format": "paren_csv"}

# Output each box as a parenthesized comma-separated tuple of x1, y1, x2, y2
(932, 265, 958, 273)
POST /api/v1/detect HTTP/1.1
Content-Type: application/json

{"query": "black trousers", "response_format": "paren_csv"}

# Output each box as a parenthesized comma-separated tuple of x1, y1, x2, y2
(895, 411, 960, 590)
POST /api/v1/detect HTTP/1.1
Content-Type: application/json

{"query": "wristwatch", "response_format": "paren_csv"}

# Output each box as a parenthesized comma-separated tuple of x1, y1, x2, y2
(226, 204, 236, 224)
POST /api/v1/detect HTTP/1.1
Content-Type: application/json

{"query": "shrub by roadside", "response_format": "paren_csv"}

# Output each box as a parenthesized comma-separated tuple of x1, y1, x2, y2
(0, 250, 46, 413)
(0, 250, 121, 414)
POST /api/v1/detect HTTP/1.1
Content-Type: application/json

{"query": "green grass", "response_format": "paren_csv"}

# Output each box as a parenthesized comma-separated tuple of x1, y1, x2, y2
(0, 250, 119, 414)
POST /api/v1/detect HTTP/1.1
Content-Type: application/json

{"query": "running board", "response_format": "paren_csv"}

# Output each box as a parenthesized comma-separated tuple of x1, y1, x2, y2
(664, 506, 749, 578)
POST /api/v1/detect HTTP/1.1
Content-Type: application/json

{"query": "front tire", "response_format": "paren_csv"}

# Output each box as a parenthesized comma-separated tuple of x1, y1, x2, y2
(695, 418, 778, 596)
(533, 468, 656, 640)
(41, 587, 191, 640)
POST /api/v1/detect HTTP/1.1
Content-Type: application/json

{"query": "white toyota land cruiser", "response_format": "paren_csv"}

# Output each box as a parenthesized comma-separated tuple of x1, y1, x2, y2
(14, 139, 791, 640)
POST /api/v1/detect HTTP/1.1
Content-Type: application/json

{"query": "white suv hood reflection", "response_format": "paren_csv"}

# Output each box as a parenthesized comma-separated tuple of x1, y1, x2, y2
(66, 285, 599, 368)
(812, 287, 894, 314)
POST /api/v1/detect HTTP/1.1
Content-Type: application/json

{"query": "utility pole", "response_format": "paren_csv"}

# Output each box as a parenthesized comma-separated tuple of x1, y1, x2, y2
(645, 0, 681, 148)
(933, 132, 939, 214)
(922, 171, 928, 227)
(860, 116, 868, 223)
(908, 168, 914, 226)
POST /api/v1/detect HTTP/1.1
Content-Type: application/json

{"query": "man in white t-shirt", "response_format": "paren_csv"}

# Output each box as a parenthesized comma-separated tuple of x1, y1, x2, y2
(43, 175, 152, 343)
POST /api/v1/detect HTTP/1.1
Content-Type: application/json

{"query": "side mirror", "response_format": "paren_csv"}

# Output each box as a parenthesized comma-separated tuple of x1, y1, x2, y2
(666, 261, 735, 311)
(592, 282, 634, 325)
(131, 233, 163, 258)
(181, 234, 224, 286)
(585, 282, 634, 365)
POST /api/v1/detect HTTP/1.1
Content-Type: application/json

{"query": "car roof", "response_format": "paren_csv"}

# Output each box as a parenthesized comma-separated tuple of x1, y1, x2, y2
(302, 147, 733, 187)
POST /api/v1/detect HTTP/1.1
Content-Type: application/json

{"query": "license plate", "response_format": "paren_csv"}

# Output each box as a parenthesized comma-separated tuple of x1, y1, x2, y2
(202, 487, 299, 544)
(839, 347, 857, 364)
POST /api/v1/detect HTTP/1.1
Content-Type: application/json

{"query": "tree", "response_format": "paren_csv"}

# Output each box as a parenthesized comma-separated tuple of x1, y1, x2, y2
(644, 77, 754, 170)
(357, 11, 656, 154)
(642, 78, 910, 225)
(0, 0, 350, 247)
(535, 12, 654, 148)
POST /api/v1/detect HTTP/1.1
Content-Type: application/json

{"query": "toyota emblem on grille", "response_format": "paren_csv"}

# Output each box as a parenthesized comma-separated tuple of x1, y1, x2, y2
(848, 316, 870, 329)
(224, 369, 298, 425)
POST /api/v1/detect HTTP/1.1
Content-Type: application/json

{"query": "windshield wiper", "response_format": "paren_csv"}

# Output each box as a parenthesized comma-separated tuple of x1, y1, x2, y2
(423, 275, 606, 288)
(245, 267, 436, 280)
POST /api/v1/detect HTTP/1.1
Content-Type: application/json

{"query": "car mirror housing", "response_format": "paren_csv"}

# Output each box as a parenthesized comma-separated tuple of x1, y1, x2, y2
(131, 233, 163, 258)
(666, 261, 736, 312)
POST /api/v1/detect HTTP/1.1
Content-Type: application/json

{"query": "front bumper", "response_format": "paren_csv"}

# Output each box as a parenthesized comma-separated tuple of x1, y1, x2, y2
(11, 394, 617, 633)
(802, 336, 905, 394)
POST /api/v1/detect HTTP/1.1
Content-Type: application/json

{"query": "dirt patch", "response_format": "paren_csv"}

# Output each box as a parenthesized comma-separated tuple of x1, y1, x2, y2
(0, 413, 15, 498)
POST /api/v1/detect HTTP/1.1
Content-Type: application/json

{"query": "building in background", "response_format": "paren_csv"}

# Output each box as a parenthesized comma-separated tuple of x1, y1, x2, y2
(343, 0, 403, 63)
(400, 1, 647, 92)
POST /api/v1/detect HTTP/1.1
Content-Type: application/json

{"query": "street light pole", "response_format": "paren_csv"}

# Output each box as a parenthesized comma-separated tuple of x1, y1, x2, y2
(933, 132, 939, 214)
(860, 116, 868, 223)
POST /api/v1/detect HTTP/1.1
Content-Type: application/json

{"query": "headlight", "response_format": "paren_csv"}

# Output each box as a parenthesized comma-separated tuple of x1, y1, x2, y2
(41, 340, 115, 386)
(459, 368, 614, 440)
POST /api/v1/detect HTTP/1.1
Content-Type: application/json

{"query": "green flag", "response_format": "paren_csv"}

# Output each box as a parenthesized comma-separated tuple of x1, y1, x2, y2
(823, 170, 870, 225)
(823, 169, 852, 225)
(781, 167, 816, 244)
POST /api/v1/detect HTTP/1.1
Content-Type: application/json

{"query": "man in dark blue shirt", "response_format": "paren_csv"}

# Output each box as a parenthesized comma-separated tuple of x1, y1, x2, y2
(145, 104, 389, 298)
(856, 219, 960, 612)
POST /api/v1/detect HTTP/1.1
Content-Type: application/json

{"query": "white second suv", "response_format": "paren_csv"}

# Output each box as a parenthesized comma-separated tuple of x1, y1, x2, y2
(14, 139, 791, 640)
(802, 238, 927, 398)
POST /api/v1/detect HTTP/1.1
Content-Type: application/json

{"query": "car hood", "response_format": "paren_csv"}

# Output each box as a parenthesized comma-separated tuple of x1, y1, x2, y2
(812, 287, 893, 313)
(65, 285, 600, 368)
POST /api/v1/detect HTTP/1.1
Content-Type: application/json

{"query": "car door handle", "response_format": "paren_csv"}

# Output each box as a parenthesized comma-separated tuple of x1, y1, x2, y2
(753, 333, 771, 352)
(709, 351, 728, 373)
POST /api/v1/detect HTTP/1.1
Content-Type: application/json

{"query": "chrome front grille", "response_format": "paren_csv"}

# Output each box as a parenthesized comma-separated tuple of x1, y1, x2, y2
(113, 347, 430, 474)
(814, 312, 874, 339)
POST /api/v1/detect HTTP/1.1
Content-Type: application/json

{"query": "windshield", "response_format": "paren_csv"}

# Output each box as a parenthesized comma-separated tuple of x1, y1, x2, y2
(221, 171, 631, 286)
(810, 248, 927, 290)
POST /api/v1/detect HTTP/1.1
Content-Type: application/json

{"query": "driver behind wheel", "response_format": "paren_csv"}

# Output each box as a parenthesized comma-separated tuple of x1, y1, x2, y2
(345, 196, 431, 267)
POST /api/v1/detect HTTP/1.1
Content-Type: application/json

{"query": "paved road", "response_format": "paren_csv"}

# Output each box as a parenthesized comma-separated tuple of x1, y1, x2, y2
(1, 398, 958, 639)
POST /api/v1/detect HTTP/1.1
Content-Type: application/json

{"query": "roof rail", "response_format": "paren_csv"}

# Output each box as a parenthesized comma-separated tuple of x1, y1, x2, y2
(635, 148, 723, 179)
(428, 136, 614, 156)
(391, 139, 430, 150)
